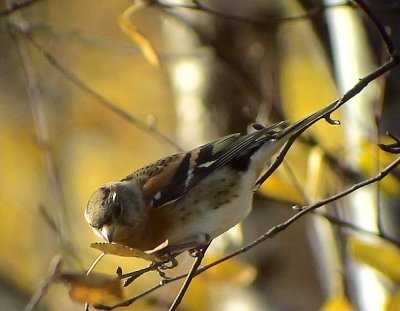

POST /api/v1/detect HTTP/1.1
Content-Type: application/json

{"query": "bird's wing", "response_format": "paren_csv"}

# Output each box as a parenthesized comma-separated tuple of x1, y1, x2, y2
(134, 99, 344, 208)
(126, 122, 285, 208)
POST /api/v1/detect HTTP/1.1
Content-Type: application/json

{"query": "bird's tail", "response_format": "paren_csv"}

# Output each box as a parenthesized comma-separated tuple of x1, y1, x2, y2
(276, 101, 340, 141)
(252, 101, 341, 189)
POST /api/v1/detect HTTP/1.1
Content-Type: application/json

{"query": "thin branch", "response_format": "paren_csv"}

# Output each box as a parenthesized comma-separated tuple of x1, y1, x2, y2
(9, 17, 75, 256)
(195, 157, 400, 275)
(12, 0, 395, 309)
(294, 158, 400, 211)
(283, 161, 313, 203)
(0, 0, 41, 17)
(255, 133, 298, 188)
(314, 211, 400, 247)
(37, 203, 59, 234)
(168, 244, 210, 311)
(86, 254, 106, 275)
(119, 263, 164, 287)
(96, 156, 400, 310)
(95, 280, 165, 310)
(96, 1, 400, 307)
(84, 253, 106, 311)
(353, 0, 396, 55)
(10, 25, 183, 152)
(23, 255, 63, 311)
(256, 51, 399, 188)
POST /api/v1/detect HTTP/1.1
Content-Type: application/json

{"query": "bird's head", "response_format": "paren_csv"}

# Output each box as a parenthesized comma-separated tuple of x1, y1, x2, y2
(85, 181, 146, 244)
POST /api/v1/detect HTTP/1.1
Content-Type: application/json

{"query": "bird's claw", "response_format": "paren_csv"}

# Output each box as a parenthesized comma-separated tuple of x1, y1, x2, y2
(157, 254, 178, 270)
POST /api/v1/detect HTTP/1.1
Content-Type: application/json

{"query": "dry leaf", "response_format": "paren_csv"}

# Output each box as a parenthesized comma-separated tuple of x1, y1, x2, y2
(320, 295, 355, 311)
(349, 238, 400, 283)
(90, 242, 159, 262)
(118, 2, 160, 67)
(60, 272, 122, 304)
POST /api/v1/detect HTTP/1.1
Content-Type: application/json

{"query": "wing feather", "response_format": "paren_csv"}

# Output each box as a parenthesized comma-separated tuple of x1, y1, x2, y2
(148, 122, 285, 207)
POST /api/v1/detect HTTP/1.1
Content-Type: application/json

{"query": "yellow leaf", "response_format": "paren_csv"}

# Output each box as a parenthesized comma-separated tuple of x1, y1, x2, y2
(118, 1, 160, 67)
(61, 272, 122, 304)
(349, 237, 400, 283)
(203, 256, 257, 286)
(90, 242, 159, 262)
(320, 295, 355, 311)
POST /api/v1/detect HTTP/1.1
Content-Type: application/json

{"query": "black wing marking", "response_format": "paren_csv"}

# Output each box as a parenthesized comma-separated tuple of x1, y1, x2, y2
(151, 122, 285, 208)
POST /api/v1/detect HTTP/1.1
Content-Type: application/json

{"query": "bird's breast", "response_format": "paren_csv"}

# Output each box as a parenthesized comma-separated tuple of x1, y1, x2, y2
(163, 167, 257, 245)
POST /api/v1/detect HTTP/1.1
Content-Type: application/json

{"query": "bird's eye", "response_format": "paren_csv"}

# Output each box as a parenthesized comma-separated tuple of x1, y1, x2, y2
(113, 203, 122, 218)
(103, 214, 113, 225)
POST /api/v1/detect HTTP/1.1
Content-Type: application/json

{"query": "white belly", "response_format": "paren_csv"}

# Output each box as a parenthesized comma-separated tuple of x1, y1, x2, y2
(167, 167, 257, 245)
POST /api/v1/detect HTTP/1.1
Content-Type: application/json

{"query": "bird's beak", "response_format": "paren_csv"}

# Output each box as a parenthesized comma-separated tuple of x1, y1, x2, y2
(100, 225, 115, 243)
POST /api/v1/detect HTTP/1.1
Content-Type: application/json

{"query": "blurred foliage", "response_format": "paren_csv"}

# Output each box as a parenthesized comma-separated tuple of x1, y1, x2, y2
(258, 0, 341, 204)
(61, 272, 123, 305)
(350, 237, 400, 284)
(320, 295, 355, 311)
(0, 0, 399, 311)
(358, 139, 400, 196)
(1, 1, 176, 309)
(350, 237, 400, 311)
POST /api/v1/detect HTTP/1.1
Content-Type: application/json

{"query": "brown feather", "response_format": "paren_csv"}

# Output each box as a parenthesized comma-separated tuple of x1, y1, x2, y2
(141, 153, 187, 203)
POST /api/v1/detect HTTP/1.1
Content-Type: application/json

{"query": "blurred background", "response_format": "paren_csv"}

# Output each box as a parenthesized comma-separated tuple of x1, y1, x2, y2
(1, 0, 400, 310)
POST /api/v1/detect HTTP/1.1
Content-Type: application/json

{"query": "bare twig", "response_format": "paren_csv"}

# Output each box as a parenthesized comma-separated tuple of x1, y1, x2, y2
(9, 15, 75, 256)
(0, 0, 41, 17)
(96, 1, 400, 308)
(95, 156, 400, 310)
(84, 253, 106, 311)
(23, 255, 63, 311)
(9, 0, 397, 309)
(119, 263, 164, 287)
(314, 211, 400, 247)
(9, 25, 183, 152)
(95, 280, 165, 310)
(86, 254, 106, 275)
(353, 0, 395, 55)
(197, 157, 400, 273)
(255, 51, 399, 188)
(168, 244, 210, 311)
(294, 157, 400, 210)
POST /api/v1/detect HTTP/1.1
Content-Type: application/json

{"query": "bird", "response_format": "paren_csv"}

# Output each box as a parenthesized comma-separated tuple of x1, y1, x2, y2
(85, 102, 340, 259)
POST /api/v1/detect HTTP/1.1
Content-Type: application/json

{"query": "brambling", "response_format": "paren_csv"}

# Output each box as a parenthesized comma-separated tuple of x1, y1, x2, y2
(85, 103, 339, 257)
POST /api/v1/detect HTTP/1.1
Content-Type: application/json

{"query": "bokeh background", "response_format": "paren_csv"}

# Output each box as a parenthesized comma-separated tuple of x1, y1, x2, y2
(1, 0, 400, 310)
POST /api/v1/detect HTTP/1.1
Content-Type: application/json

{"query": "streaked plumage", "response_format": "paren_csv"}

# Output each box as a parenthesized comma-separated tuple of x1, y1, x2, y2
(85, 102, 339, 257)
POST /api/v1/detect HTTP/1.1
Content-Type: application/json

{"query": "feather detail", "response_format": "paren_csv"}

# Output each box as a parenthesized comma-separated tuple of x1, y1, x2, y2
(120, 122, 287, 209)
